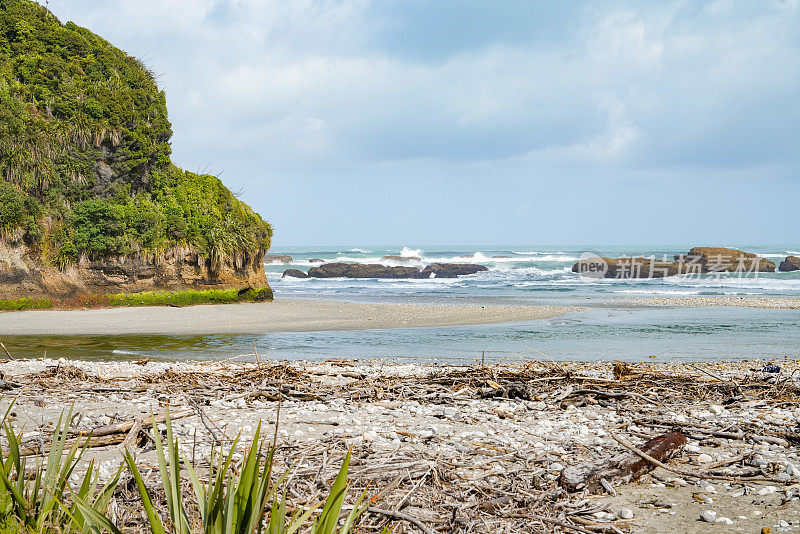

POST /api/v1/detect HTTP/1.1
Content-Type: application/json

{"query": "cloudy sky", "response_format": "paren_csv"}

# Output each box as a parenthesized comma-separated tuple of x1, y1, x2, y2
(49, 0, 800, 247)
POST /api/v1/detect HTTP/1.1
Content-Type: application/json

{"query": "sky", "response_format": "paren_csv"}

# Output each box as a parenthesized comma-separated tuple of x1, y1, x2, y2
(48, 0, 800, 247)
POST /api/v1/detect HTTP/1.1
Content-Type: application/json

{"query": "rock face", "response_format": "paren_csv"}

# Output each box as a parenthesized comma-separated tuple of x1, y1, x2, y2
(303, 262, 488, 279)
(779, 256, 800, 272)
(264, 255, 293, 264)
(678, 247, 775, 272)
(573, 247, 776, 279)
(282, 269, 310, 278)
(0, 241, 268, 300)
(419, 263, 489, 278)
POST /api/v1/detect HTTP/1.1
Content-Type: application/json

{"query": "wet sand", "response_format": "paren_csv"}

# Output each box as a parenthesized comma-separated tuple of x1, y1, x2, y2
(0, 299, 582, 335)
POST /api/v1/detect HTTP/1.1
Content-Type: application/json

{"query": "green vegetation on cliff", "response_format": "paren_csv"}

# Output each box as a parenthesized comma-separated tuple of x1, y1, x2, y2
(0, 0, 271, 267)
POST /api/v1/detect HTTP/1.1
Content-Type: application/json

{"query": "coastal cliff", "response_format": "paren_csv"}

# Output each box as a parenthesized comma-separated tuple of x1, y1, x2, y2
(0, 1, 271, 301)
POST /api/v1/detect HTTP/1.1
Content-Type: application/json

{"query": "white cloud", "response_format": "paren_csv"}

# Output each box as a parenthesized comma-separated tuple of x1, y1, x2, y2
(46, 0, 800, 186)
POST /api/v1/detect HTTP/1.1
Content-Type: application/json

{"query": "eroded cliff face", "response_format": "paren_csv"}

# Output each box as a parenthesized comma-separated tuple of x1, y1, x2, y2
(0, 240, 267, 300)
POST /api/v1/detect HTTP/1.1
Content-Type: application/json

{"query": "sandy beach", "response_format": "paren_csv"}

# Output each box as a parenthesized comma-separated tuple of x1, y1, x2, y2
(0, 299, 582, 335)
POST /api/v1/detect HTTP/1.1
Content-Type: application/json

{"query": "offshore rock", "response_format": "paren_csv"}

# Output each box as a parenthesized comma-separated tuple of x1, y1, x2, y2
(779, 256, 800, 272)
(677, 247, 775, 272)
(572, 257, 694, 279)
(307, 263, 421, 279)
(304, 262, 488, 279)
(282, 269, 310, 278)
(419, 263, 489, 278)
(573, 246, 775, 279)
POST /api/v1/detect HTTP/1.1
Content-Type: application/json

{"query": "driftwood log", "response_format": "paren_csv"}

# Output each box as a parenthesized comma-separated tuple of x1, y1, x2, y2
(559, 432, 687, 492)
(18, 410, 192, 457)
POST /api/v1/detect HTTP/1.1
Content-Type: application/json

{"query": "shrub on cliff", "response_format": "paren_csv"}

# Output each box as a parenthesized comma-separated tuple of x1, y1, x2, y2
(0, 0, 271, 266)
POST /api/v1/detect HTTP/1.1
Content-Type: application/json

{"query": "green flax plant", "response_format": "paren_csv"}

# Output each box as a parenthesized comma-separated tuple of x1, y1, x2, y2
(124, 409, 369, 534)
(0, 404, 121, 533)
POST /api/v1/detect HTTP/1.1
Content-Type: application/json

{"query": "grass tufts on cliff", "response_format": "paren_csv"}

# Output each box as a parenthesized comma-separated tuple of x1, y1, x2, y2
(0, 0, 271, 267)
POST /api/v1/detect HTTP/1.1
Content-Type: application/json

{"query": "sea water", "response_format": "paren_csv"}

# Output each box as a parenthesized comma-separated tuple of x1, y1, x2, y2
(4, 245, 799, 362)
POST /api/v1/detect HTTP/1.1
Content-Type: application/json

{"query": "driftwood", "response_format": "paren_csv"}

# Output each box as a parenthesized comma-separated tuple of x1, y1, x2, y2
(559, 432, 687, 492)
(19, 410, 192, 457)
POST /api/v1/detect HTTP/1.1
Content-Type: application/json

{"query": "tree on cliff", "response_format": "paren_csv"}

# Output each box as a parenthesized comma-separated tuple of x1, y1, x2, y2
(0, 0, 272, 267)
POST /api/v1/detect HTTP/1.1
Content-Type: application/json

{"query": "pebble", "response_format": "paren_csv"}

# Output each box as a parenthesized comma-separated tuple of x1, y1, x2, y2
(667, 477, 688, 486)
(617, 508, 634, 520)
(715, 516, 733, 525)
(709, 405, 725, 414)
(697, 453, 714, 464)
(700, 510, 717, 523)
(779, 520, 790, 528)
(758, 486, 777, 495)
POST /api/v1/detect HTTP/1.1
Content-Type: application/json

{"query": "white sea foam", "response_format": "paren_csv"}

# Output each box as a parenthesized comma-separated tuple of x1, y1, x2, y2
(400, 247, 423, 257)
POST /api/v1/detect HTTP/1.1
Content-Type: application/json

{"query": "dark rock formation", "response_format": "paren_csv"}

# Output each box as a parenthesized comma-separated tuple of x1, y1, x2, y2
(264, 255, 293, 264)
(302, 262, 489, 279)
(282, 269, 310, 278)
(419, 263, 489, 278)
(381, 255, 421, 262)
(572, 257, 696, 279)
(573, 246, 776, 279)
(307, 263, 421, 279)
(308, 258, 325, 263)
(779, 256, 800, 272)
(676, 247, 775, 273)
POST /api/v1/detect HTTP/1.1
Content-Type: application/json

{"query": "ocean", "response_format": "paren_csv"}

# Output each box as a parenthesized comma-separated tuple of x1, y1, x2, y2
(4, 245, 800, 363)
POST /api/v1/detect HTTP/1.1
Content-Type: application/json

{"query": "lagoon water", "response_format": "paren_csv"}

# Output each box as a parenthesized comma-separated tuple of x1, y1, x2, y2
(5, 245, 800, 362)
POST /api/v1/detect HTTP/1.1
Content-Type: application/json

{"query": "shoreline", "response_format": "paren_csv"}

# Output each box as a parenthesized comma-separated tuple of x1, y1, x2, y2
(0, 299, 583, 335)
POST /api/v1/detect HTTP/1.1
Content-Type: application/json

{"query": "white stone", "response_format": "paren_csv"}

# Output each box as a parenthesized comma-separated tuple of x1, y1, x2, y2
(709, 405, 725, 414)
(700, 511, 717, 523)
(697, 453, 714, 464)
(617, 508, 634, 520)
(757, 485, 777, 495)
(715, 517, 733, 525)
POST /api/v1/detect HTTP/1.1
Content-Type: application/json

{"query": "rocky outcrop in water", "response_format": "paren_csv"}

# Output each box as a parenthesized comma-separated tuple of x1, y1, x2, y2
(307, 263, 422, 279)
(779, 256, 800, 272)
(381, 255, 421, 262)
(300, 262, 488, 279)
(676, 247, 775, 273)
(419, 263, 489, 278)
(572, 247, 776, 279)
(282, 269, 310, 278)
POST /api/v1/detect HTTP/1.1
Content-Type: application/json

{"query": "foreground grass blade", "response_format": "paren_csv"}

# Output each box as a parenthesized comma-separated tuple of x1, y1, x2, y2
(123, 451, 167, 534)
